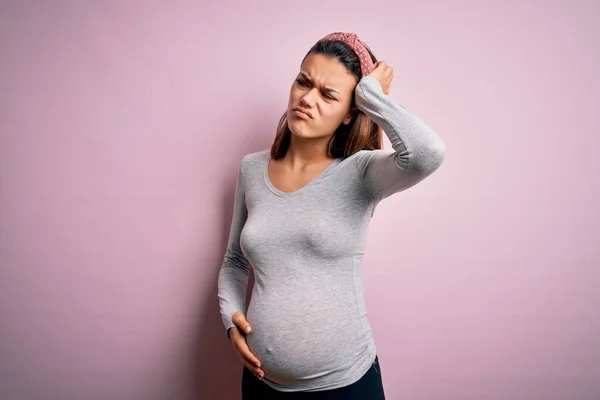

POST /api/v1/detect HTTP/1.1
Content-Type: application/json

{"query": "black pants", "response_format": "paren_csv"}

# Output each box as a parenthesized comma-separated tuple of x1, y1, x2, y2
(241, 355, 386, 399)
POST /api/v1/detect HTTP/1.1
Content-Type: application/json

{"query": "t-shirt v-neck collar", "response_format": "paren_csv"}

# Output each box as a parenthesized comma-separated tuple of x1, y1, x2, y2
(263, 155, 342, 198)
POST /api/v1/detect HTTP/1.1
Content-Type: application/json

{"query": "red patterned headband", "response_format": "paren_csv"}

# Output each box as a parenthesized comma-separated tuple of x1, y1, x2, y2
(321, 32, 375, 77)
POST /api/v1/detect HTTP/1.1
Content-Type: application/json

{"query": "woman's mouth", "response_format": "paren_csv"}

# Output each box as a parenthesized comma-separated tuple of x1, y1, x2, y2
(292, 107, 313, 120)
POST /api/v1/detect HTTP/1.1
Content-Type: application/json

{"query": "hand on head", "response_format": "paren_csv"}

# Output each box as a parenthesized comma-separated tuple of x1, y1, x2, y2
(366, 61, 394, 95)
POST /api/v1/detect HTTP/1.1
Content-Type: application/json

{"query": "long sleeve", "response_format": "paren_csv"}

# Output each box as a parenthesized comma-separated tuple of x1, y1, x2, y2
(217, 163, 251, 337)
(354, 76, 446, 200)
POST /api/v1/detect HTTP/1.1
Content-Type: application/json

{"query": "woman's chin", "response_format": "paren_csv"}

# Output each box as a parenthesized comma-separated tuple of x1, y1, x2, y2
(289, 129, 316, 139)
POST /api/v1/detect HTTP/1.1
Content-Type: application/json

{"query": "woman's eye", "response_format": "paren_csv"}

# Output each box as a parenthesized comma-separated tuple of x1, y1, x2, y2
(295, 79, 335, 100)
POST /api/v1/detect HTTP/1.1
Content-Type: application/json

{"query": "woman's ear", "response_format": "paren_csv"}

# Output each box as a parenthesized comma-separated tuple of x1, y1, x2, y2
(342, 107, 358, 125)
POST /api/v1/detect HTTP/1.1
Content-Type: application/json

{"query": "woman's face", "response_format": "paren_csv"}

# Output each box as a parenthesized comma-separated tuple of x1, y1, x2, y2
(287, 53, 358, 140)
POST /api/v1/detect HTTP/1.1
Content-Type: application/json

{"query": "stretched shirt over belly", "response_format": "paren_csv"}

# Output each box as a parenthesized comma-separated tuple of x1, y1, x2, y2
(217, 76, 446, 392)
(244, 256, 376, 390)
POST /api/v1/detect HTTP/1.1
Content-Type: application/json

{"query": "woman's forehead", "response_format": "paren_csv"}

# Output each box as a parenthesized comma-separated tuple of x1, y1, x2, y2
(299, 53, 357, 88)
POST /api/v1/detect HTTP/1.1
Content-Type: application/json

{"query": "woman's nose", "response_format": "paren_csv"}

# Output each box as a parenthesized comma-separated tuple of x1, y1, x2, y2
(300, 88, 318, 107)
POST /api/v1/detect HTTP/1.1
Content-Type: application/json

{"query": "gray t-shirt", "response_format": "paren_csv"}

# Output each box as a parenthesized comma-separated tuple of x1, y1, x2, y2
(217, 76, 446, 392)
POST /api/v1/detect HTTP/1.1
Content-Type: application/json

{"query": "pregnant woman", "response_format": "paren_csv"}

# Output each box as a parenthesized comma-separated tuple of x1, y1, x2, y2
(217, 31, 446, 399)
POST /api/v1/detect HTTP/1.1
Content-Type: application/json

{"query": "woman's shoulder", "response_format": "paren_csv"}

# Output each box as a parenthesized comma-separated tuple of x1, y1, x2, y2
(238, 148, 270, 175)
(241, 148, 270, 164)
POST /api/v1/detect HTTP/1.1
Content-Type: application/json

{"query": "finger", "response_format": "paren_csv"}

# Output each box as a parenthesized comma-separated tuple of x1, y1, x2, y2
(245, 361, 265, 380)
(235, 337, 262, 368)
(386, 72, 394, 85)
(230, 330, 260, 367)
(232, 311, 253, 334)
(372, 61, 384, 73)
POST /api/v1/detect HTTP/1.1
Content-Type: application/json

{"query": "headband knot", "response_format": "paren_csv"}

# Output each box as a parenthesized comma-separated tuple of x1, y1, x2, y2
(321, 32, 375, 77)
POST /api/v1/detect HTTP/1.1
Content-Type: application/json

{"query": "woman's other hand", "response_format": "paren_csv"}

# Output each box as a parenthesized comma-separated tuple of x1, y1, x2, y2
(229, 311, 265, 380)
(366, 61, 394, 95)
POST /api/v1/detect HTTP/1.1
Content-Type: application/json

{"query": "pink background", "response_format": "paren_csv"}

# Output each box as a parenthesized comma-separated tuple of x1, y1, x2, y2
(1, 1, 599, 399)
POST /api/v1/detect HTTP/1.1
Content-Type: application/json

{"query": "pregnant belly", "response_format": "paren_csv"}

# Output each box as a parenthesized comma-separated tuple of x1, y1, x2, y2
(244, 294, 363, 383)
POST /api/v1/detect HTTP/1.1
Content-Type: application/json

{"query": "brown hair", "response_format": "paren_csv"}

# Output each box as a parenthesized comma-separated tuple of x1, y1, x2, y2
(270, 39, 382, 160)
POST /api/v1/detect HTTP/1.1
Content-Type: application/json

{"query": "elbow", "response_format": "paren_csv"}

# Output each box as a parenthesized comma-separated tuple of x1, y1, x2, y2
(220, 248, 251, 275)
(413, 137, 446, 174)
(432, 138, 446, 169)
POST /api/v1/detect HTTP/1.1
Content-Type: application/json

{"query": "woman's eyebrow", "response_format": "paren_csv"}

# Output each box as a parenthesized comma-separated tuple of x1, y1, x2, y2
(299, 72, 340, 94)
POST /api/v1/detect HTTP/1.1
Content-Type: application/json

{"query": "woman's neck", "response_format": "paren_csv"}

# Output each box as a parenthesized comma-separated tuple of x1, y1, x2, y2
(284, 135, 334, 167)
